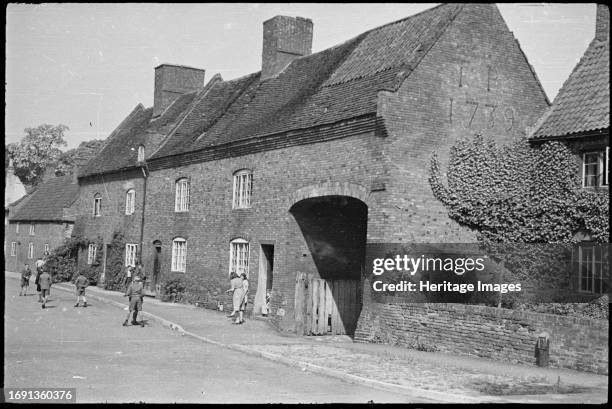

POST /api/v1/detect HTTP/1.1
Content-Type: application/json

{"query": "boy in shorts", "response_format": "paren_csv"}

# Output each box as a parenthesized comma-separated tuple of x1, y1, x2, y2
(74, 273, 89, 307)
(123, 276, 145, 327)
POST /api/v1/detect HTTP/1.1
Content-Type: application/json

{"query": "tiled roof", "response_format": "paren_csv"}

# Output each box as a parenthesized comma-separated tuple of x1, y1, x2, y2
(9, 175, 79, 222)
(530, 37, 609, 139)
(79, 92, 197, 177)
(151, 3, 463, 158)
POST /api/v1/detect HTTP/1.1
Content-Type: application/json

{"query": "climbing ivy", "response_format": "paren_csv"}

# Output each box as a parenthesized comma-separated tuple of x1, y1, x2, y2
(429, 135, 609, 309)
(46, 235, 102, 284)
(103, 231, 127, 291)
(429, 134, 609, 244)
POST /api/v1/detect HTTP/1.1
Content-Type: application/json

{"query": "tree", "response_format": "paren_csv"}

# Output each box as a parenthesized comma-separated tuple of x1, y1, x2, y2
(6, 124, 69, 189)
(55, 139, 105, 176)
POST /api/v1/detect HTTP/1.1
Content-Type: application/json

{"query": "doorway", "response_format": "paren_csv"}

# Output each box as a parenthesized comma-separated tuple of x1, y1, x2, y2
(254, 244, 274, 315)
(152, 240, 162, 295)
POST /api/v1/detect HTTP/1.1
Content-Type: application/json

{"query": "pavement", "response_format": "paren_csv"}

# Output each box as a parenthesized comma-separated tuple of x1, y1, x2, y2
(5, 271, 608, 404)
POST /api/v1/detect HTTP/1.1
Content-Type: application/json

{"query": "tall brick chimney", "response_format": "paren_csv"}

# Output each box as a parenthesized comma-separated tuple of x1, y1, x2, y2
(261, 16, 313, 80)
(595, 4, 609, 42)
(153, 64, 205, 117)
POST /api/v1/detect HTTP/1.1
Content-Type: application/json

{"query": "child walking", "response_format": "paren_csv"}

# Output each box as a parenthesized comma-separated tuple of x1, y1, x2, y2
(74, 273, 89, 307)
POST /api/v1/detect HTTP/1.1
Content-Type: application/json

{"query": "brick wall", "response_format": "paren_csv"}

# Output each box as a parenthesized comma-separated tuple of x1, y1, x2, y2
(74, 169, 145, 275)
(4, 221, 70, 272)
(377, 3, 549, 243)
(355, 299, 608, 375)
(141, 130, 380, 331)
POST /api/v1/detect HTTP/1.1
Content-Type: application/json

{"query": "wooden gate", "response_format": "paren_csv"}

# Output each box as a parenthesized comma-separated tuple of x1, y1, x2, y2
(294, 273, 361, 336)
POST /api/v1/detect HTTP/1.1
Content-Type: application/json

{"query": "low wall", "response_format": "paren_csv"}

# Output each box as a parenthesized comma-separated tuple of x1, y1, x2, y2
(354, 301, 608, 375)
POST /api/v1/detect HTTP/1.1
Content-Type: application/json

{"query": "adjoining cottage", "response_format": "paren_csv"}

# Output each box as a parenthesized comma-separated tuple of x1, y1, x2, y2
(4, 173, 79, 272)
(529, 4, 609, 296)
(74, 4, 550, 334)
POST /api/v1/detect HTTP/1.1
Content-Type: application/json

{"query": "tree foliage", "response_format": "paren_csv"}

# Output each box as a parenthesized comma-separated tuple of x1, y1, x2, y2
(429, 135, 609, 310)
(6, 124, 69, 188)
(45, 235, 101, 284)
(429, 134, 609, 244)
(55, 139, 106, 176)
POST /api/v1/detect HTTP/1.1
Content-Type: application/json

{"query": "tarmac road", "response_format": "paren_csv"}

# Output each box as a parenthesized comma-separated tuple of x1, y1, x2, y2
(3, 279, 425, 403)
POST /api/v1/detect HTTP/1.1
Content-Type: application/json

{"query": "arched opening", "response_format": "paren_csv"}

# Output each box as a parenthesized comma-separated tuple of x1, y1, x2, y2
(290, 195, 368, 337)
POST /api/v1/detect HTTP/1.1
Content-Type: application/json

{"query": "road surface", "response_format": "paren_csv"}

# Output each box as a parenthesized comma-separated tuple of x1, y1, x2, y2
(4, 278, 423, 403)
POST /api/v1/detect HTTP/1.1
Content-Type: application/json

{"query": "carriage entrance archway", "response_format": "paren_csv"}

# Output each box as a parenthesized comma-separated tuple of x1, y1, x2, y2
(288, 183, 370, 337)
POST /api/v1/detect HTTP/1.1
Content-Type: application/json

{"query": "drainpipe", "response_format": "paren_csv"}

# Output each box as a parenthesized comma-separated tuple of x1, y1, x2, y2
(139, 162, 149, 266)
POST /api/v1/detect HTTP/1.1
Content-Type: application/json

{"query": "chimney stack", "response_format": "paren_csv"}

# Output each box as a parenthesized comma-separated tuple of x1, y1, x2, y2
(153, 64, 205, 117)
(595, 4, 609, 42)
(261, 16, 313, 80)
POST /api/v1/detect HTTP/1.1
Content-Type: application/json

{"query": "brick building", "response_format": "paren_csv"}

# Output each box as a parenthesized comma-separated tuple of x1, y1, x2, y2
(74, 4, 549, 334)
(529, 4, 609, 295)
(4, 175, 78, 272)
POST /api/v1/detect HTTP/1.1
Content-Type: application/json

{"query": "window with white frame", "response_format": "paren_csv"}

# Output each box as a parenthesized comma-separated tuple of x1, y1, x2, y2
(125, 189, 136, 215)
(229, 238, 250, 276)
(29, 223, 35, 236)
(582, 149, 609, 187)
(125, 243, 138, 267)
(232, 170, 253, 209)
(137, 145, 145, 162)
(28, 243, 34, 259)
(577, 244, 609, 294)
(175, 178, 190, 212)
(87, 244, 97, 265)
(11, 242, 17, 256)
(44, 244, 49, 253)
(16, 222, 19, 233)
(171, 238, 187, 272)
(93, 193, 102, 216)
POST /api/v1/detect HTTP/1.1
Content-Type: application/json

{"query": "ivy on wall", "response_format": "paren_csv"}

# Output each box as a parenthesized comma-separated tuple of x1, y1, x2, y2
(46, 235, 102, 284)
(429, 134, 609, 244)
(103, 232, 127, 291)
(428, 135, 609, 312)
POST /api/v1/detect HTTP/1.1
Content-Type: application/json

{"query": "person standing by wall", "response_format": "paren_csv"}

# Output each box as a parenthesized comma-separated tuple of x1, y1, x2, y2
(19, 263, 32, 296)
(38, 268, 52, 309)
(236, 273, 249, 325)
(124, 265, 133, 290)
(225, 272, 242, 319)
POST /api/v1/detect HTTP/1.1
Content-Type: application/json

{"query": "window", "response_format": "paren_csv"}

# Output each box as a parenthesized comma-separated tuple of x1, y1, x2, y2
(87, 244, 97, 265)
(137, 145, 145, 162)
(578, 244, 609, 294)
(11, 242, 16, 257)
(175, 178, 190, 212)
(172, 238, 187, 272)
(229, 238, 250, 276)
(125, 243, 138, 267)
(125, 189, 136, 215)
(44, 244, 49, 253)
(582, 149, 609, 187)
(29, 223, 35, 236)
(232, 170, 253, 209)
(93, 193, 102, 216)
(16, 222, 19, 234)
(28, 243, 34, 259)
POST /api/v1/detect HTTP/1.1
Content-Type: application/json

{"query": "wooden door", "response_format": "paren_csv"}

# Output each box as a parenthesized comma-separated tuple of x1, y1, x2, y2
(294, 273, 361, 336)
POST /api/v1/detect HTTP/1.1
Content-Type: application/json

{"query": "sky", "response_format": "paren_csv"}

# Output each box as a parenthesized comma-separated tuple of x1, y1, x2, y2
(5, 3, 597, 150)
